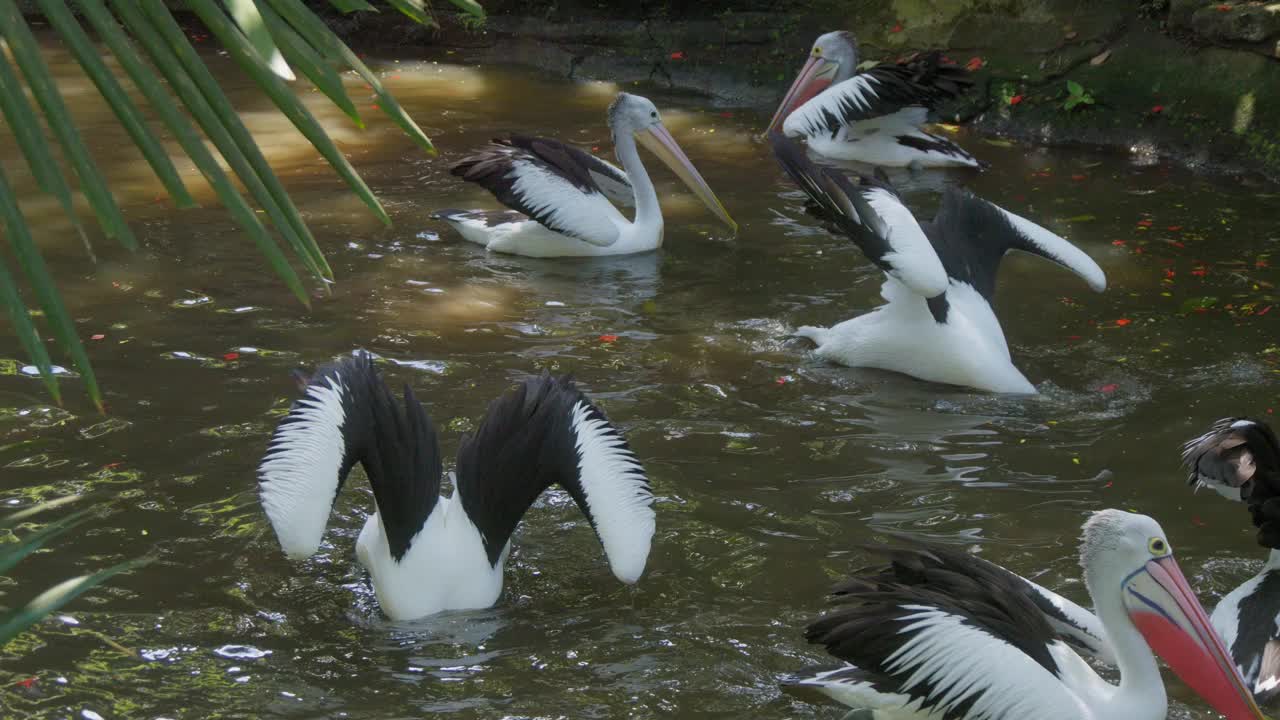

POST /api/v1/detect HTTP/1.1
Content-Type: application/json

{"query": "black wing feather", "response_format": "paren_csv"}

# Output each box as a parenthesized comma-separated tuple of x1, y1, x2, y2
(362, 376, 443, 561)
(453, 373, 647, 566)
(768, 131, 897, 271)
(793, 52, 972, 137)
(805, 542, 1061, 719)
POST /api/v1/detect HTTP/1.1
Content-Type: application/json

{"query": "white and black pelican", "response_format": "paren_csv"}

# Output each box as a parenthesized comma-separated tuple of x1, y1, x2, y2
(787, 509, 1268, 720)
(432, 93, 736, 258)
(1183, 416, 1280, 703)
(769, 132, 1106, 394)
(767, 32, 980, 168)
(256, 352, 655, 621)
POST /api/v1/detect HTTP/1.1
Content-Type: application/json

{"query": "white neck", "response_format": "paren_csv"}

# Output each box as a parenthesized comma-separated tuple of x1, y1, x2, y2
(1265, 548, 1280, 570)
(613, 131, 662, 237)
(1088, 573, 1167, 718)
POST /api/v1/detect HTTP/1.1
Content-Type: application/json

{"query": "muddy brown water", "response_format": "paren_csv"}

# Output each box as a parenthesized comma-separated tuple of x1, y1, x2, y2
(0, 41, 1277, 719)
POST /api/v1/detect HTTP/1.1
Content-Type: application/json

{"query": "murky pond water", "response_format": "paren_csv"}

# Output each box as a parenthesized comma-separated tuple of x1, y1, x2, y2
(0, 37, 1277, 719)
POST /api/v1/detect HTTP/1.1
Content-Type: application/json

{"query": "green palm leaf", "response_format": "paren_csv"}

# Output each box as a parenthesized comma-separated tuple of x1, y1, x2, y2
(1, 0, 470, 408)
(0, 496, 151, 647)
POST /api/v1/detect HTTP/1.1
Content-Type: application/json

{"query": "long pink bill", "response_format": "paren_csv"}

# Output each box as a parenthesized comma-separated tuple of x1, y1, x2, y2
(1123, 555, 1267, 720)
(766, 56, 835, 133)
(636, 123, 737, 234)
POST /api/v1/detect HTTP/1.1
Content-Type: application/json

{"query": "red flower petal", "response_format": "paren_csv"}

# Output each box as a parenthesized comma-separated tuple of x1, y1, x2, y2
(91, 333, 105, 340)
(223, 352, 240, 361)
(1009, 94, 1024, 106)
(599, 334, 619, 343)
(1151, 105, 1164, 113)
(1136, 219, 1153, 227)
(1114, 318, 1132, 327)
(1111, 240, 1127, 247)
(669, 51, 686, 60)
(965, 57, 984, 71)
(1099, 383, 1119, 394)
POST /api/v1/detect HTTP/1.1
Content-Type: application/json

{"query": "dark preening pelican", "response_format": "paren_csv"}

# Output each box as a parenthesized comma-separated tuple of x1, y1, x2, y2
(1183, 417, 1280, 703)
(768, 32, 980, 168)
(787, 510, 1268, 720)
(257, 352, 655, 620)
(769, 132, 1105, 394)
(432, 92, 736, 257)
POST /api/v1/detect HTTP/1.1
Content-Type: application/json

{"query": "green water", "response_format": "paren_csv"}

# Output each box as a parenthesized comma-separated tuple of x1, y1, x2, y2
(0, 42, 1277, 719)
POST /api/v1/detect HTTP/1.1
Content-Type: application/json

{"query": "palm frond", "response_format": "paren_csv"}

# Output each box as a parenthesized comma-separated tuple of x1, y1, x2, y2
(0, 0, 471, 409)
(0, 496, 151, 647)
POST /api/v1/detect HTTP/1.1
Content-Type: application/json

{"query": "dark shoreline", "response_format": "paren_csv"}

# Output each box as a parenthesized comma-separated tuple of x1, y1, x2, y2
(320, 0, 1280, 185)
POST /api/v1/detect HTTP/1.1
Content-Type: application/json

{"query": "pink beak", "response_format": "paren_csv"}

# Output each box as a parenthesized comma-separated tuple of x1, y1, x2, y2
(766, 56, 835, 134)
(1125, 555, 1266, 719)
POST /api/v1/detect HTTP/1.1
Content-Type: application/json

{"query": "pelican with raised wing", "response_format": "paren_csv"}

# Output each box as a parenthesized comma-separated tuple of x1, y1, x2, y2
(769, 132, 1106, 394)
(257, 352, 655, 621)
(433, 93, 736, 257)
(768, 32, 980, 168)
(787, 510, 1268, 720)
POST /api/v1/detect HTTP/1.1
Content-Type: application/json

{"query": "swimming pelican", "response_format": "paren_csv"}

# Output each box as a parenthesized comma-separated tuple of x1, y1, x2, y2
(787, 509, 1268, 720)
(768, 132, 1106, 394)
(432, 93, 736, 257)
(767, 32, 980, 168)
(256, 352, 655, 621)
(1183, 417, 1280, 703)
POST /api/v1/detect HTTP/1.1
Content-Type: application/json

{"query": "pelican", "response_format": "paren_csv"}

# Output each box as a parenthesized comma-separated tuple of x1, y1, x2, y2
(767, 32, 980, 168)
(432, 93, 736, 258)
(1183, 417, 1280, 703)
(768, 132, 1106, 394)
(786, 509, 1268, 720)
(256, 352, 655, 621)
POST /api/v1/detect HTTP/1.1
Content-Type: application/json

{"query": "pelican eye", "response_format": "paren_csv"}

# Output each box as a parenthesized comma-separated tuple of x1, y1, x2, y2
(812, 47, 822, 57)
(650, 111, 657, 119)
(1148, 537, 1169, 556)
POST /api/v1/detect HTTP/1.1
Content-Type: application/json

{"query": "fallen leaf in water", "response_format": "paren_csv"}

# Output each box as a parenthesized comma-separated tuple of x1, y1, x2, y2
(981, 138, 1015, 147)
(91, 334, 105, 341)
(1112, 240, 1127, 246)
(599, 335, 619, 343)
(1114, 318, 1132, 327)
(1090, 50, 1112, 66)
(1137, 219, 1153, 227)
(965, 57, 984, 71)
(934, 123, 960, 133)
(669, 51, 686, 60)
(223, 352, 240, 361)
(1009, 94, 1024, 106)
(1099, 383, 1119, 394)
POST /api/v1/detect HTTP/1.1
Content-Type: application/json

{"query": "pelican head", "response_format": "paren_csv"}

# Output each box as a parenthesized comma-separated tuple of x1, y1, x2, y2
(607, 93, 737, 233)
(767, 31, 859, 133)
(1081, 509, 1266, 720)
(1182, 417, 1278, 502)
